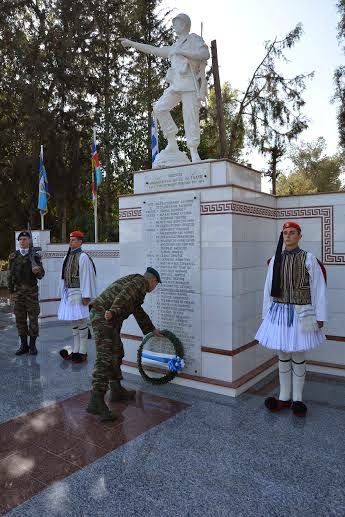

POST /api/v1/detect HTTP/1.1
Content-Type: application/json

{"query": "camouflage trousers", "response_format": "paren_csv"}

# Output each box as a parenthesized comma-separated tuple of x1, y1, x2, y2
(90, 309, 124, 394)
(13, 286, 40, 337)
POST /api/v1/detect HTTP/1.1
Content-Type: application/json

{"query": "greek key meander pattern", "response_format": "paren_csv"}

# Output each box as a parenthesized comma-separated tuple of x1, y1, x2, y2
(118, 207, 142, 220)
(41, 250, 120, 259)
(120, 202, 345, 265)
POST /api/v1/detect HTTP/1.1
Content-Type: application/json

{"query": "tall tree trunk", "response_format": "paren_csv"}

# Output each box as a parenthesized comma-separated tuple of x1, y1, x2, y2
(61, 204, 67, 242)
(271, 147, 277, 195)
(146, 5, 153, 169)
(104, 8, 111, 240)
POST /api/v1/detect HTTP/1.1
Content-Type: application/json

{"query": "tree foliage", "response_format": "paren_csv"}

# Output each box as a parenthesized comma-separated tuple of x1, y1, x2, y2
(0, 0, 172, 257)
(277, 137, 344, 195)
(199, 82, 244, 161)
(229, 24, 313, 193)
(334, 0, 345, 149)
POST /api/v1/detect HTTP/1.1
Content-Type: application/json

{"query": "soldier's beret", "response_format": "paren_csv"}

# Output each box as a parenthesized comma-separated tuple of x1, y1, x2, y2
(70, 230, 84, 239)
(17, 231, 31, 240)
(146, 267, 161, 283)
(282, 221, 301, 231)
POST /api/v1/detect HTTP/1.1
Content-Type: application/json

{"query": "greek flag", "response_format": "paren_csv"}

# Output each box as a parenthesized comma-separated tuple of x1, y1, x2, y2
(151, 115, 159, 165)
(37, 147, 49, 212)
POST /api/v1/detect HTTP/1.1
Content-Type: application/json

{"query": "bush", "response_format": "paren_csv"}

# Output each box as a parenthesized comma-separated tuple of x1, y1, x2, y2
(0, 260, 9, 271)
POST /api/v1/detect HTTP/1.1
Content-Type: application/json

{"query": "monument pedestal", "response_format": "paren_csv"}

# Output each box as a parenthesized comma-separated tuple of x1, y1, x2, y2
(119, 159, 277, 396)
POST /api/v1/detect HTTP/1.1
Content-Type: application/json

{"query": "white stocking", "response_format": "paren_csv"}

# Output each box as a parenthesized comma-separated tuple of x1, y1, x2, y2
(71, 321, 80, 353)
(292, 351, 306, 402)
(78, 319, 89, 354)
(278, 351, 292, 401)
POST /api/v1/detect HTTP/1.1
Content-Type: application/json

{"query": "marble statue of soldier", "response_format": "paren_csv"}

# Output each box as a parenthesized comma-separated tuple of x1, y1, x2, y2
(121, 13, 210, 167)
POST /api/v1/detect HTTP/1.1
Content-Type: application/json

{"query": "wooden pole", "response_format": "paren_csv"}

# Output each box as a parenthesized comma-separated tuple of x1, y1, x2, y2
(211, 40, 227, 158)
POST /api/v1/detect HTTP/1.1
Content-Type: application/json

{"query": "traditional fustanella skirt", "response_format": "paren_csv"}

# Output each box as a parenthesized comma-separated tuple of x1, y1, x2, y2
(255, 302, 324, 352)
(57, 288, 89, 321)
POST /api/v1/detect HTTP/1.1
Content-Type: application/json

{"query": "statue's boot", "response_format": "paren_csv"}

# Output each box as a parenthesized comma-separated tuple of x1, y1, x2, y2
(189, 146, 201, 162)
(165, 137, 179, 153)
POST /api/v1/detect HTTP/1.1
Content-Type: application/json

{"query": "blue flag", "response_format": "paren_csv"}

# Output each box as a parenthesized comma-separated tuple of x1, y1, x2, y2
(37, 151, 49, 212)
(151, 115, 159, 165)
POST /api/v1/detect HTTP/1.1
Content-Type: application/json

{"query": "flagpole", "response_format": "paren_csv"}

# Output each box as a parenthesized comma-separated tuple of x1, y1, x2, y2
(94, 194, 98, 243)
(153, 112, 159, 153)
(40, 145, 45, 231)
(93, 127, 98, 243)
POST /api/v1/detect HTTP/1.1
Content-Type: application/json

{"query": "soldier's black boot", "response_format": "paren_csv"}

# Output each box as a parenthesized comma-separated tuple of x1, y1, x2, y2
(109, 380, 136, 402)
(29, 336, 38, 355)
(15, 336, 29, 355)
(86, 392, 118, 422)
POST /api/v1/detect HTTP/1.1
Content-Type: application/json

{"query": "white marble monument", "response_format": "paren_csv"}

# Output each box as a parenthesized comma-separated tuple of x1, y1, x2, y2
(119, 158, 345, 396)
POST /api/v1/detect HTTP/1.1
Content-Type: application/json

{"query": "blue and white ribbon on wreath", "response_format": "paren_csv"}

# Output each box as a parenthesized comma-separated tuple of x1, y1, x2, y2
(141, 353, 185, 373)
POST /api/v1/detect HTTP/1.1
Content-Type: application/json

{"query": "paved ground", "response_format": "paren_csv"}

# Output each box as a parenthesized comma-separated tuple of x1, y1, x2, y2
(1, 290, 345, 516)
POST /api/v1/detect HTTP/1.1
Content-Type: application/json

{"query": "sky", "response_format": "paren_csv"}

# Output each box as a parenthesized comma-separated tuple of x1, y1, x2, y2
(160, 0, 344, 189)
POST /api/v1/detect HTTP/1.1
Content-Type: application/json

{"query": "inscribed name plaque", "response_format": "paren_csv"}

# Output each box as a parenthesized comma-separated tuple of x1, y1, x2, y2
(142, 192, 202, 375)
(144, 163, 210, 193)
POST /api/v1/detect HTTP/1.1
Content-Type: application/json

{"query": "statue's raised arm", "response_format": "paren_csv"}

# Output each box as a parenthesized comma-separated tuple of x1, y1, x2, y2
(121, 13, 210, 168)
(120, 38, 171, 59)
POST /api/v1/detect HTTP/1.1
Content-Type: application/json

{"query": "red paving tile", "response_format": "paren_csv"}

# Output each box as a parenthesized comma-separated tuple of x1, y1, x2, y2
(0, 445, 80, 485)
(0, 472, 47, 515)
(0, 390, 189, 515)
(60, 441, 108, 468)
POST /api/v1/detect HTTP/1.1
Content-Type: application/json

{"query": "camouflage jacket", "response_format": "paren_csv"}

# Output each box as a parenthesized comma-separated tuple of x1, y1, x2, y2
(8, 250, 45, 292)
(92, 274, 155, 335)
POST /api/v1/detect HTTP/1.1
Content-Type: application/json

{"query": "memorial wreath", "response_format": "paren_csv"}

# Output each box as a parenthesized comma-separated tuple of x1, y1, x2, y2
(137, 329, 185, 385)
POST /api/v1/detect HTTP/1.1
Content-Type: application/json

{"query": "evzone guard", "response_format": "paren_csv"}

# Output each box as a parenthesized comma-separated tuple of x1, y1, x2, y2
(256, 221, 327, 417)
(58, 230, 97, 363)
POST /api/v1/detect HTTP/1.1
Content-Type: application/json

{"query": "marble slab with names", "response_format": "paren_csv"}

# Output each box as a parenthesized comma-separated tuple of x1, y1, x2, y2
(142, 192, 202, 375)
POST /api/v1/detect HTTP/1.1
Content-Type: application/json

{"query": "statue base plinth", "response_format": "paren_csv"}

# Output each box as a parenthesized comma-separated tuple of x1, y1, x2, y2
(152, 147, 190, 168)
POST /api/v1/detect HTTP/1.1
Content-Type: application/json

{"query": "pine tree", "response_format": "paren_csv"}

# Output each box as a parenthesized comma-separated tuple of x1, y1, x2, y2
(335, 0, 345, 149)
(229, 24, 313, 193)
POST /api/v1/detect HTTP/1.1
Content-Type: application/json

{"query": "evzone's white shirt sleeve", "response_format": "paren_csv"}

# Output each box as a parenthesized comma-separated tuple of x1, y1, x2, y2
(306, 252, 327, 322)
(262, 256, 274, 318)
(79, 253, 97, 299)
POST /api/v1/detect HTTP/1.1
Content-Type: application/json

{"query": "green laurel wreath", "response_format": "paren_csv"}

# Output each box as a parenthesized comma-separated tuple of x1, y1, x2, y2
(137, 329, 184, 385)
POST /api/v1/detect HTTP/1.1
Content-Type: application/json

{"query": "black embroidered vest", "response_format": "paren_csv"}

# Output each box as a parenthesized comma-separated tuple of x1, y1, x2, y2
(273, 249, 311, 305)
(63, 250, 82, 288)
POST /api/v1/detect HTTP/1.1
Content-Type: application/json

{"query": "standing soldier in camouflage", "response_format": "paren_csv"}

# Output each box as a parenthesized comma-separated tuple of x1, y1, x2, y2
(8, 231, 45, 355)
(87, 267, 162, 421)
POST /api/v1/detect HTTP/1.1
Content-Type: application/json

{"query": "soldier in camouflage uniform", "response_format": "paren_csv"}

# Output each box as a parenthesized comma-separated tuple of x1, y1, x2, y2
(87, 267, 162, 421)
(8, 231, 45, 355)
